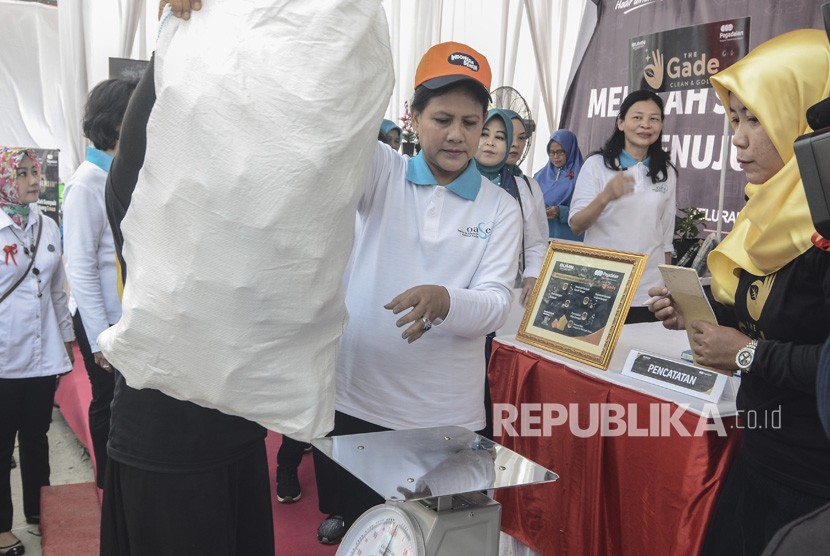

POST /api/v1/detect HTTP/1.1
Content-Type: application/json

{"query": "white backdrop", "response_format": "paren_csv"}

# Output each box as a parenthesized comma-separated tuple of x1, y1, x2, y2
(0, 0, 594, 181)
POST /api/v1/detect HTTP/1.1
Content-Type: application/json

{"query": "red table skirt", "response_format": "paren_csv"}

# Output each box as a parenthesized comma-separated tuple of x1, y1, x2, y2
(488, 341, 741, 556)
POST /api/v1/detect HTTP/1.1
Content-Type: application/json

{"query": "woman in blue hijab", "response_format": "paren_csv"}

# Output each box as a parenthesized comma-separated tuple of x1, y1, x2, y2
(475, 109, 515, 193)
(378, 118, 401, 151)
(475, 109, 546, 301)
(533, 129, 584, 240)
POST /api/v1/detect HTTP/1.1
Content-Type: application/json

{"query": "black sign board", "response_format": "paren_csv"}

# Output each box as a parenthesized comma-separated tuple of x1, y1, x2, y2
(628, 18, 751, 92)
(629, 352, 718, 394)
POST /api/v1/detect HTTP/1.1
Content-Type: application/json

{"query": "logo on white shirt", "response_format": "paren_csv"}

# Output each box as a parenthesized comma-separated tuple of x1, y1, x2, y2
(458, 221, 494, 239)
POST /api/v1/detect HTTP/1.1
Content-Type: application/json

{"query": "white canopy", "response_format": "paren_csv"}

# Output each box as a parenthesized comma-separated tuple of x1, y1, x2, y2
(0, 0, 594, 181)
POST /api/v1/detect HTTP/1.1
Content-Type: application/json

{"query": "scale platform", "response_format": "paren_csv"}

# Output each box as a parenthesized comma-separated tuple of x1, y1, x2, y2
(313, 426, 558, 555)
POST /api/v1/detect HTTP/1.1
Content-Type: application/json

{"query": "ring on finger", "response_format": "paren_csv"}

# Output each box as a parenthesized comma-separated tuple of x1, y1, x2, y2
(422, 317, 432, 332)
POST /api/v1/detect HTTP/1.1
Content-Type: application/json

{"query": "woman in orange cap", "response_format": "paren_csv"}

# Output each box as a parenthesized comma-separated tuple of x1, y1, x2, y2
(313, 41, 523, 544)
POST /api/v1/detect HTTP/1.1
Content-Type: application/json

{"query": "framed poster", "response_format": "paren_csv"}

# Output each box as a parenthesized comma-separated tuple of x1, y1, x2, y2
(517, 241, 647, 370)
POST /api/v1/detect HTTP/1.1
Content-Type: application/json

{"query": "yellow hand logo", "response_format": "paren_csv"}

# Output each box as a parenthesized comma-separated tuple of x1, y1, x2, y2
(643, 49, 664, 90)
(747, 274, 775, 322)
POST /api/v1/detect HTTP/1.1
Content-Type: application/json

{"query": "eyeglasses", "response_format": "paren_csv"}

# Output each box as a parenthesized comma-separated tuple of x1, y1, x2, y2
(549, 149, 566, 157)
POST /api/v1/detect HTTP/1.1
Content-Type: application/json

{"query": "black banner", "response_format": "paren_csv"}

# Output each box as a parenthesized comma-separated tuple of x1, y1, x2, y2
(561, 1, 824, 234)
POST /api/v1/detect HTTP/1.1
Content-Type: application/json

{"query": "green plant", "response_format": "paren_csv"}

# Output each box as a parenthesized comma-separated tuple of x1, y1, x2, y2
(674, 207, 705, 242)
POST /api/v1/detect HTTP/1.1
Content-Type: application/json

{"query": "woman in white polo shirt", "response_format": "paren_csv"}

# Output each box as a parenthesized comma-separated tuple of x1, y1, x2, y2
(568, 89, 677, 323)
(314, 41, 523, 544)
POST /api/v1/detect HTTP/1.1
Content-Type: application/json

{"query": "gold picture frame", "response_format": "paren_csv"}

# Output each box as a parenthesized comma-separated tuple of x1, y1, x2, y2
(517, 241, 647, 370)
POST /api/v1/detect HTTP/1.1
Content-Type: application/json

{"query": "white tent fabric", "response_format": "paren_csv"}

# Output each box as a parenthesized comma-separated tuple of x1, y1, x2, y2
(56, 0, 88, 175)
(0, 0, 593, 181)
(116, 0, 144, 59)
(0, 1, 63, 159)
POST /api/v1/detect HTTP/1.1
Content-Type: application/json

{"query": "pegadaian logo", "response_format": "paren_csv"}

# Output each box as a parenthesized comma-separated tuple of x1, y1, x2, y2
(718, 23, 744, 42)
(448, 52, 480, 72)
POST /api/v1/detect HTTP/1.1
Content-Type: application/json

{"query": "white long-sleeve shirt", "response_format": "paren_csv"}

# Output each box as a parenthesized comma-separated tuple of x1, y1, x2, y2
(336, 143, 522, 431)
(63, 150, 121, 352)
(0, 208, 74, 378)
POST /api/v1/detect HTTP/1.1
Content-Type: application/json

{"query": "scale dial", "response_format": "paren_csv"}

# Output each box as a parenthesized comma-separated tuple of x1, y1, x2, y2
(337, 504, 425, 556)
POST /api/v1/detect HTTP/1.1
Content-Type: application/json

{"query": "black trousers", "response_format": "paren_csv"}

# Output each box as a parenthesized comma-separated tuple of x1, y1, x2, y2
(276, 436, 307, 471)
(0, 375, 56, 531)
(703, 452, 830, 556)
(312, 411, 388, 527)
(72, 311, 114, 489)
(100, 441, 274, 556)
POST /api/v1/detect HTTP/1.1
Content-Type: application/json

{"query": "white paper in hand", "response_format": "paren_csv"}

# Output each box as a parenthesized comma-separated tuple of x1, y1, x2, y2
(98, 0, 394, 442)
(658, 264, 718, 368)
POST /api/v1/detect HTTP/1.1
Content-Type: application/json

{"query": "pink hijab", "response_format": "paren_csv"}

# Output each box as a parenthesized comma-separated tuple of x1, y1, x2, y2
(0, 147, 41, 228)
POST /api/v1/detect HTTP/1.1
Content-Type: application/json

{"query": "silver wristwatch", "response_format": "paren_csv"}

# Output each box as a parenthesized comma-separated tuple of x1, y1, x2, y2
(735, 339, 758, 373)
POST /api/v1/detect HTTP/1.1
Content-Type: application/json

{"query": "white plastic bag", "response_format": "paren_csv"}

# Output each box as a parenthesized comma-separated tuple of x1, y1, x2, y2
(98, 0, 394, 442)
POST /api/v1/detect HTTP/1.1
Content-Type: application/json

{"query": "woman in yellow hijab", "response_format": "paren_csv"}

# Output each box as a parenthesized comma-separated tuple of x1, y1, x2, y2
(650, 29, 830, 555)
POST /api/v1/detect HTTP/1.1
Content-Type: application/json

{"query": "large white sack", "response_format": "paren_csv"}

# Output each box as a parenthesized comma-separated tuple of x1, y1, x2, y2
(98, 1, 394, 442)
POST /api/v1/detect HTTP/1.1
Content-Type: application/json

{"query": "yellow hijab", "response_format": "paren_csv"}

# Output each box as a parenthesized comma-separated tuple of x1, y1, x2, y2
(708, 29, 830, 305)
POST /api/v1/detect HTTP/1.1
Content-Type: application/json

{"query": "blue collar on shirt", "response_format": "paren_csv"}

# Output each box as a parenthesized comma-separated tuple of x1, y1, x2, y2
(86, 147, 113, 172)
(619, 150, 650, 170)
(405, 151, 480, 201)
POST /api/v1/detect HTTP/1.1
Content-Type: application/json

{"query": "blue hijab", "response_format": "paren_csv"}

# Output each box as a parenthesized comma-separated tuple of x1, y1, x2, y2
(503, 109, 526, 177)
(380, 118, 401, 137)
(475, 109, 520, 200)
(533, 129, 584, 207)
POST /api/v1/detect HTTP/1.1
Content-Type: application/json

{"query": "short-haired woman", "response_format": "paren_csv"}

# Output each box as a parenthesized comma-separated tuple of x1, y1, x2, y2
(63, 77, 137, 489)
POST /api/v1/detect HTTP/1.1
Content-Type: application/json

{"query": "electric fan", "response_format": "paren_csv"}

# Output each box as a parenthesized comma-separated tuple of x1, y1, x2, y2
(489, 86, 535, 165)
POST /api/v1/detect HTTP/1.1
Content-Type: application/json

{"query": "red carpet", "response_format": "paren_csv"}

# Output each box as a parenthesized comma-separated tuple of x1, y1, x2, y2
(51, 349, 338, 555)
(266, 433, 338, 556)
(40, 482, 101, 555)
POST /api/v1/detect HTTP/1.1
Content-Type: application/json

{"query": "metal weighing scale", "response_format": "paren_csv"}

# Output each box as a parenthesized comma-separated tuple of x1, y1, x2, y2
(313, 426, 558, 556)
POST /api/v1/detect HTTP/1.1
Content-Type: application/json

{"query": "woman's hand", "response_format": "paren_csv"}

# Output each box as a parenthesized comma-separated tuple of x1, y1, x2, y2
(520, 277, 536, 307)
(570, 171, 635, 235)
(94, 352, 114, 373)
(64, 342, 75, 366)
(646, 286, 684, 330)
(690, 321, 750, 374)
(546, 206, 560, 220)
(601, 171, 635, 202)
(384, 285, 450, 344)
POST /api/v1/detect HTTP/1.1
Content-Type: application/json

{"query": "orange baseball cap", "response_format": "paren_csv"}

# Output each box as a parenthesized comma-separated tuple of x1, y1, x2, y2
(414, 42, 491, 96)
